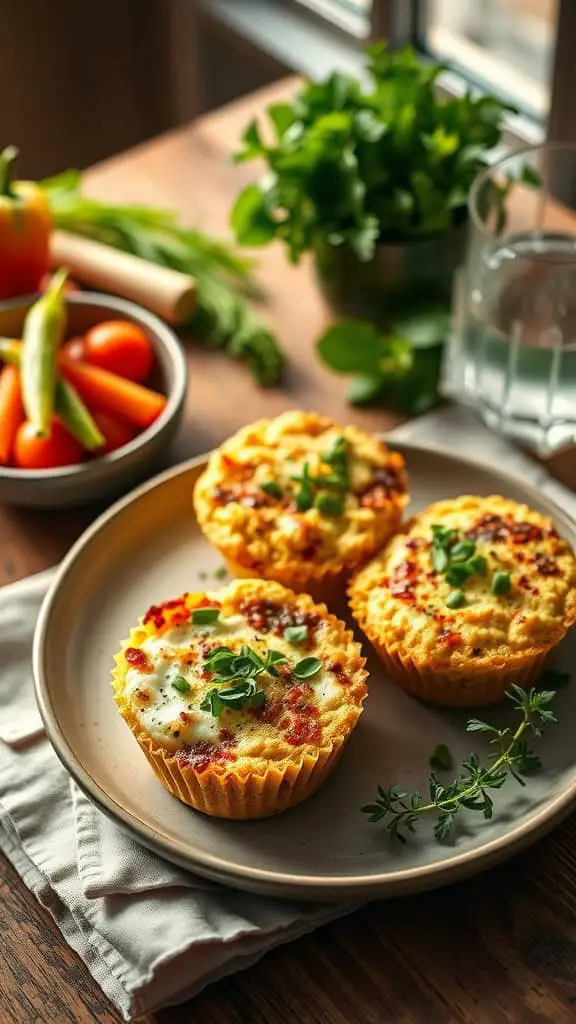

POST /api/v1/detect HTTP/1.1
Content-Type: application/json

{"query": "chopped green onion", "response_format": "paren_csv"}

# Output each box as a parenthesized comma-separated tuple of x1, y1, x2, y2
(432, 546, 449, 573)
(293, 656, 322, 679)
(446, 589, 466, 609)
(171, 676, 191, 693)
(261, 480, 283, 499)
(191, 607, 220, 625)
(295, 481, 313, 511)
(491, 572, 511, 596)
(314, 491, 344, 517)
(466, 554, 487, 576)
(450, 540, 475, 562)
(445, 564, 472, 586)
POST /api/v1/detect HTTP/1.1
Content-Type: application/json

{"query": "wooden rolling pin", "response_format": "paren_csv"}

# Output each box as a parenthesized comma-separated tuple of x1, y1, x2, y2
(50, 230, 196, 325)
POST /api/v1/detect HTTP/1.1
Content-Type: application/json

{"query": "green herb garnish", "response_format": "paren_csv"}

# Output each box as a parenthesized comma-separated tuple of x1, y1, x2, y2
(429, 744, 453, 772)
(445, 564, 472, 587)
(232, 44, 514, 266)
(171, 676, 191, 694)
(491, 571, 511, 596)
(284, 625, 308, 645)
(261, 480, 283, 499)
(445, 589, 466, 609)
(314, 491, 345, 517)
(201, 679, 266, 716)
(431, 546, 449, 573)
(191, 607, 220, 625)
(201, 643, 288, 717)
(293, 657, 322, 679)
(362, 684, 560, 844)
(450, 540, 475, 563)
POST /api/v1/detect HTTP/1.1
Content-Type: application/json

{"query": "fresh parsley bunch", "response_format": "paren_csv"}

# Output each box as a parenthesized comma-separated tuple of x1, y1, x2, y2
(231, 43, 514, 264)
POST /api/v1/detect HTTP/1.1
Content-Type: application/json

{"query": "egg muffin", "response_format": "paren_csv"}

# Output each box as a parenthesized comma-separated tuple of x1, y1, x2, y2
(349, 495, 576, 707)
(112, 578, 367, 819)
(193, 411, 407, 601)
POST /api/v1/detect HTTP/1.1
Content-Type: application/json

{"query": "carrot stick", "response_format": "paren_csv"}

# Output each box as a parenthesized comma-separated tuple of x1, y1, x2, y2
(59, 352, 166, 429)
(0, 365, 24, 464)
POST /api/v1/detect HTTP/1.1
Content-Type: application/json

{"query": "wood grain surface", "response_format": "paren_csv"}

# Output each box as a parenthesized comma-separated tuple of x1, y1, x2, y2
(2, 78, 576, 1024)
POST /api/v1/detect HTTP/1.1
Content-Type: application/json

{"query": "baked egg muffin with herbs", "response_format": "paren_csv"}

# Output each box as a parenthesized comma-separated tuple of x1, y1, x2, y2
(349, 495, 576, 707)
(112, 578, 367, 819)
(193, 411, 407, 600)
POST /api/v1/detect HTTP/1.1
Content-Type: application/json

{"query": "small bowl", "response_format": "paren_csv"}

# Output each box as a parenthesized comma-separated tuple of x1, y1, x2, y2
(0, 292, 187, 508)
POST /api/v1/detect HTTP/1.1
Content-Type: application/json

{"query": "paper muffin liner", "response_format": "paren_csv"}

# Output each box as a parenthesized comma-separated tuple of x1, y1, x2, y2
(222, 555, 352, 608)
(112, 586, 366, 818)
(113, 656, 347, 818)
(127, 723, 346, 819)
(349, 588, 552, 708)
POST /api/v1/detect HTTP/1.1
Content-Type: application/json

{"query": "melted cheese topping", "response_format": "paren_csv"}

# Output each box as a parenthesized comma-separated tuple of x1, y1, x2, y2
(115, 580, 367, 770)
(350, 495, 576, 668)
(193, 411, 407, 576)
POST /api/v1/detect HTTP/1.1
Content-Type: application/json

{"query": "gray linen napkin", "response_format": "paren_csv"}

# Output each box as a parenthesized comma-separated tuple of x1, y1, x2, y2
(1, 404, 575, 1021)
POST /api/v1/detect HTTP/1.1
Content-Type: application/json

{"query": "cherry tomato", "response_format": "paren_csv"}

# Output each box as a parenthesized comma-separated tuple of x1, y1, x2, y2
(91, 410, 135, 455)
(83, 320, 154, 383)
(62, 336, 86, 361)
(14, 419, 83, 469)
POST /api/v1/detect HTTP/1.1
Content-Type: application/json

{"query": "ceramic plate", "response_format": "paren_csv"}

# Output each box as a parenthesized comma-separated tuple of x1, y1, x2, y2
(34, 444, 576, 901)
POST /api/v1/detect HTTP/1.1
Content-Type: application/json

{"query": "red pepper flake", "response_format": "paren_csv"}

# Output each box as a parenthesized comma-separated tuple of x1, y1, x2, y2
(466, 514, 544, 545)
(143, 594, 194, 630)
(254, 698, 282, 724)
(135, 688, 150, 701)
(534, 553, 560, 577)
(439, 629, 461, 647)
(405, 537, 427, 551)
(239, 598, 320, 639)
(179, 711, 192, 724)
(125, 647, 150, 671)
(285, 717, 321, 746)
(284, 683, 313, 710)
(358, 466, 403, 508)
(389, 559, 418, 601)
(327, 660, 351, 685)
(176, 740, 236, 773)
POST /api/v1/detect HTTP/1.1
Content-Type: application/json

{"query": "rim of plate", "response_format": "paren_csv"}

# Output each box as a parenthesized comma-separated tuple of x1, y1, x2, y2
(33, 441, 576, 898)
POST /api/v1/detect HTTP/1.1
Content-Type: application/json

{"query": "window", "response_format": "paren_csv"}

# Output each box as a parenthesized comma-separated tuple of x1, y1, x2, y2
(292, 0, 373, 37)
(421, 0, 559, 120)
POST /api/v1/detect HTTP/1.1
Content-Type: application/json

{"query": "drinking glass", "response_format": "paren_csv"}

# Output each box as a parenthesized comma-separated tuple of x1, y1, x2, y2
(442, 143, 576, 455)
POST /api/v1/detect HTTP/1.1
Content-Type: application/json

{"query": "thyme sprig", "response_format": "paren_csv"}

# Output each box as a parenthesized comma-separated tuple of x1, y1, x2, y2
(362, 685, 559, 844)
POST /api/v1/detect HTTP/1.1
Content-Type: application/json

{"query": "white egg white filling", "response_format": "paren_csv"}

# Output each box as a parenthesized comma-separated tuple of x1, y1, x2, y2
(124, 613, 347, 752)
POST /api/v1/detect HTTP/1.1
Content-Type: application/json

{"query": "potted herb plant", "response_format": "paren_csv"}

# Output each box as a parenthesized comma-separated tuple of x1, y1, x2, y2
(231, 43, 513, 326)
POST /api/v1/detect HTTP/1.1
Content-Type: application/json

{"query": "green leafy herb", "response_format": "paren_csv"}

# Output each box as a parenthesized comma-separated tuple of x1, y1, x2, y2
(261, 480, 283, 499)
(432, 546, 449, 573)
(232, 44, 514, 264)
(41, 170, 284, 386)
(317, 314, 446, 415)
(445, 564, 472, 587)
(362, 684, 560, 844)
(200, 678, 266, 716)
(293, 657, 322, 679)
(283, 625, 308, 645)
(429, 743, 453, 772)
(445, 589, 466, 609)
(171, 676, 191, 694)
(315, 491, 345, 517)
(450, 540, 475, 562)
(491, 572, 511, 596)
(466, 554, 487, 576)
(191, 607, 220, 625)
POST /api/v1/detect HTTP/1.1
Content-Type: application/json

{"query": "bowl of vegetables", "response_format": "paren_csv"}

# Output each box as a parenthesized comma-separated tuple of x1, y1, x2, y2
(0, 276, 187, 508)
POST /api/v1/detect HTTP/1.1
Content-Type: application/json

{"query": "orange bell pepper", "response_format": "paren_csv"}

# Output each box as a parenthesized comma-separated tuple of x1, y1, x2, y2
(0, 146, 51, 300)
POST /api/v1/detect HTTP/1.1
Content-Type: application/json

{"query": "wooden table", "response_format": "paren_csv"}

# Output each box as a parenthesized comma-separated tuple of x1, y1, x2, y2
(2, 79, 576, 1024)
